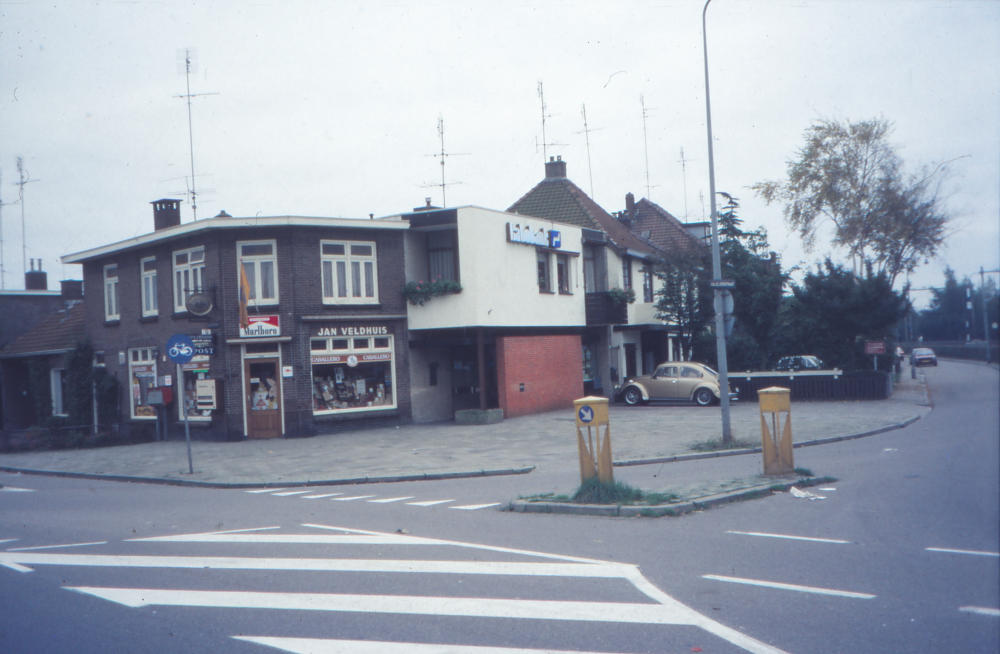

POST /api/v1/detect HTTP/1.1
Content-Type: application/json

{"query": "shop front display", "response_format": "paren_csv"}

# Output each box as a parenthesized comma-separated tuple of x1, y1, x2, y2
(128, 347, 158, 419)
(310, 326, 396, 415)
(179, 357, 212, 420)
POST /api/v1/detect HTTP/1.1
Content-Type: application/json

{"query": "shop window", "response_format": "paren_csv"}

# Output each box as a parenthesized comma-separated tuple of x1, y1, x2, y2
(556, 254, 570, 294)
(173, 246, 205, 312)
(642, 267, 654, 303)
(141, 257, 158, 317)
(128, 347, 157, 420)
(321, 241, 378, 304)
(104, 264, 119, 321)
(178, 358, 212, 421)
(50, 369, 67, 416)
(311, 336, 395, 414)
(427, 230, 458, 282)
(537, 251, 551, 293)
(239, 240, 278, 306)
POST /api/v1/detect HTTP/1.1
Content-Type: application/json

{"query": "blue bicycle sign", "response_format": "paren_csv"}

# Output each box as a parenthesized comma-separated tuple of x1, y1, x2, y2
(166, 334, 195, 364)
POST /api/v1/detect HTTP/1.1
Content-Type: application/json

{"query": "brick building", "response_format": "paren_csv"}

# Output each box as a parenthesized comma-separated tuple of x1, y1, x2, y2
(62, 200, 411, 441)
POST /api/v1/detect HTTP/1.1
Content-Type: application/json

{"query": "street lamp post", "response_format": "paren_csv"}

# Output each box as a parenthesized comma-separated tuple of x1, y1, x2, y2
(702, 0, 733, 443)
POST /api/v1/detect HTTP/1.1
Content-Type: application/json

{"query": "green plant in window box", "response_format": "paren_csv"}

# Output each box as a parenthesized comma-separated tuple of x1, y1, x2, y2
(403, 277, 463, 306)
(607, 287, 636, 306)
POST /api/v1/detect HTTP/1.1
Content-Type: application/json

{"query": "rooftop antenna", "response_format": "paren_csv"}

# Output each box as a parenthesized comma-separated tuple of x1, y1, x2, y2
(174, 49, 218, 222)
(640, 95, 655, 200)
(14, 157, 40, 280)
(536, 82, 566, 161)
(576, 104, 603, 197)
(678, 147, 697, 221)
(699, 190, 706, 222)
(422, 116, 468, 207)
(0, 168, 5, 289)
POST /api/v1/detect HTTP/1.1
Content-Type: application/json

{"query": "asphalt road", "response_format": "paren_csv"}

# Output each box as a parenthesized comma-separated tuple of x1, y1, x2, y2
(1, 360, 997, 653)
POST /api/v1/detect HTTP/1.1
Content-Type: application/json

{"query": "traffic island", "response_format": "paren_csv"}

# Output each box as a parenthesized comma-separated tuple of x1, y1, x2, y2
(507, 473, 838, 518)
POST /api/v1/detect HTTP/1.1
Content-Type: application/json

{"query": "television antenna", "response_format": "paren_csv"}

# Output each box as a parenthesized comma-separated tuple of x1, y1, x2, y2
(640, 95, 656, 200)
(575, 104, 602, 197)
(678, 147, 697, 221)
(12, 157, 40, 281)
(422, 116, 468, 207)
(174, 49, 218, 222)
(536, 82, 566, 161)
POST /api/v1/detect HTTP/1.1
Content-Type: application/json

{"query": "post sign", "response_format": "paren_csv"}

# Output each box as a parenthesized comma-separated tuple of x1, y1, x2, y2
(864, 341, 886, 355)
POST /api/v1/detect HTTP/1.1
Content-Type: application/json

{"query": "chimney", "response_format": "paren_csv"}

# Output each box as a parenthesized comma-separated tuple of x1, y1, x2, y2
(152, 199, 182, 231)
(544, 155, 567, 179)
(619, 192, 636, 228)
(25, 258, 48, 290)
(412, 197, 442, 212)
(60, 279, 84, 300)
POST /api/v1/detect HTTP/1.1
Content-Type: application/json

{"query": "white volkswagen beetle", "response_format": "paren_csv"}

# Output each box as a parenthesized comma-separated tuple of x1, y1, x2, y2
(619, 362, 735, 406)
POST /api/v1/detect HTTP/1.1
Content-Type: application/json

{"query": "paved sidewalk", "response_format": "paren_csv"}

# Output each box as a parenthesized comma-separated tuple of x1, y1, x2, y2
(0, 367, 931, 488)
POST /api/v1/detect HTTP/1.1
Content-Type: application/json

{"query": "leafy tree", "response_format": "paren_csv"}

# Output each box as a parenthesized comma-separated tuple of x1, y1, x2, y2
(784, 259, 909, 370)
(716, 194, 787, 370)
(653, 247, 711, 362)
(752, 117, 949, 286)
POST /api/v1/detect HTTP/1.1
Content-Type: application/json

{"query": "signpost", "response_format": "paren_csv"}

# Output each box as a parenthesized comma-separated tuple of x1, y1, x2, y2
(865, 340, 885, 370)
(167, 333, 196, 474)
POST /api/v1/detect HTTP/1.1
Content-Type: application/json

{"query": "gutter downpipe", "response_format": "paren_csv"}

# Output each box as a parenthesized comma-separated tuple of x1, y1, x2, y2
(703, 0, 733, 442)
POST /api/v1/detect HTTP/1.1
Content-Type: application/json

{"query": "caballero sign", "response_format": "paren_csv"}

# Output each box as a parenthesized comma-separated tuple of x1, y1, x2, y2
(240, 315, 280, 338)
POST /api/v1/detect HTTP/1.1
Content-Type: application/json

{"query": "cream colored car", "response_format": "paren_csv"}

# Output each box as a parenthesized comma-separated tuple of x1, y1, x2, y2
(619, 362, 734, 406)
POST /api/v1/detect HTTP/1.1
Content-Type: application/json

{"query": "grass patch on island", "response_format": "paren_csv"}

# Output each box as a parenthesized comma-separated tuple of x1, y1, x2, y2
(690, 437, 758, 452)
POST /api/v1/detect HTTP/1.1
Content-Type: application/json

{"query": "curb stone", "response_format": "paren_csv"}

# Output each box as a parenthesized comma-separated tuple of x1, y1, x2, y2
(613, 414, 925, 468)
(509, 477, 822, 517)
(0, 465, 536, 489)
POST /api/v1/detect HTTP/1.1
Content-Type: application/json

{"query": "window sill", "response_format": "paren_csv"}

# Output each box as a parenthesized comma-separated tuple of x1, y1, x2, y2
(138, 315, 158, 323)
(558, 290, 573, 296)
(538, 289, 555, 295)
(103, 319, 120, 327)
(321, 301, 382, 308)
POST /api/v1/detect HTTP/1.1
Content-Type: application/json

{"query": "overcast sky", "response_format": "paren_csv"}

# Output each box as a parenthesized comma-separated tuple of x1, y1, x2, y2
(2, 0, 997, 308)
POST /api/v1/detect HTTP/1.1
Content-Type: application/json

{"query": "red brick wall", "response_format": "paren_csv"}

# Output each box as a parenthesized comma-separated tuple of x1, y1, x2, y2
(496, 334, 583, 418)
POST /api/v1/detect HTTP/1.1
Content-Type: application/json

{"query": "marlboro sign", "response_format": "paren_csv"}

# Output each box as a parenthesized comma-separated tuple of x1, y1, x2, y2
(240, 315, 280, 338)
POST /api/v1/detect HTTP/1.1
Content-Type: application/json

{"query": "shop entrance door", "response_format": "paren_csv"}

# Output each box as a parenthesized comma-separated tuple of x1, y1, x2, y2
(245, 358, 282, 439)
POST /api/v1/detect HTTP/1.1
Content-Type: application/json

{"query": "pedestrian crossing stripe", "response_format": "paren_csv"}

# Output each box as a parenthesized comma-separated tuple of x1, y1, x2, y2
(450, 503, 501, 510)
(406, 499, 454, 506)
(234, 637, 632, 654)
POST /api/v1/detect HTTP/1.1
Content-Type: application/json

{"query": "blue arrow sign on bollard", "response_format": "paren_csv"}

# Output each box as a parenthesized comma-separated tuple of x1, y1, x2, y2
(166, 334, 195, 365)
(578, 405, 594, 423)
(166, 333, 196, 473)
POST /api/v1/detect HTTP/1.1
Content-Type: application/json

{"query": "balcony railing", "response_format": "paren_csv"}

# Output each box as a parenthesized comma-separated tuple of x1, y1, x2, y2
(585, 292, 628, 326)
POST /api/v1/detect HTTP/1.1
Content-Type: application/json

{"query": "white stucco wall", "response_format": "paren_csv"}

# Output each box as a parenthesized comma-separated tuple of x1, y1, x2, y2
(406, 207, 586, 330)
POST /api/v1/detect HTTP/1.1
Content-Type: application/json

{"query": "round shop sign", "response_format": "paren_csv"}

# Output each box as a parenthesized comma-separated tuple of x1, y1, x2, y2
(578, 405, 595, 424)
(346, 355, 358, 367)
(185, 292, 213, 316)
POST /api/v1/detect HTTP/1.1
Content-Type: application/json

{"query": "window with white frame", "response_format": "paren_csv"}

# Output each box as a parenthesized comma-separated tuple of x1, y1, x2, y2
(50, 369, 67, 416)
(321, 241, 378, 304)
(642, 267, 654, 303)
(141, 256, 158, 317)
(128, 347, 158, 419)
(104, 264, 120, 321)
(173, 246, 205, 312)
(238, 240, 278, 306)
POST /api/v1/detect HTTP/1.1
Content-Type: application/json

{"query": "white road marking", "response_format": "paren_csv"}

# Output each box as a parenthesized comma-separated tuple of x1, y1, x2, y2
(368, 497, 415, 503)
(333, 495, 376, 501)
(450, 503, 501, 511)
(300, 493, 343, 499)
(726, 531, 850, 544)
(959, 606, 1000, 617)
(271, 490, 313, 497)
(0, 487, 34, 492)
(703, 575, 875, 599)
(927, 547, 1000, 557)
(235, 636, 639, 653)
(406, 499, 454, 506)
(0, 539, 17, 544)
(246, 488, 289, 494)
(7, 541, 106, 552)
(1, 552, 632, 578)
(130, 533, 436, 545)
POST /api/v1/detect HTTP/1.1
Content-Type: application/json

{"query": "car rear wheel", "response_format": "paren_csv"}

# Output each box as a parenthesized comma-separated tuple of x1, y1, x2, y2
(693, 388, 715, 406)
(622, 387, 643, 406)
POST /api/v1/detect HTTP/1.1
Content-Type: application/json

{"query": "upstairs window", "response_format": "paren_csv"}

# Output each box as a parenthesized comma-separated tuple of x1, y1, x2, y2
(622, 256, 633, 290)
(537, 251, 551, 293)
(556, 254, 570, 294)
(103, 264, 120, 321)
(427, 231, 458, 282)
(239, 240, 278, 306)
(141, 257, 158, 317)
(173, 246, 205, 312)
(642, 267, 654, 303)
(321, 241, 378, 304)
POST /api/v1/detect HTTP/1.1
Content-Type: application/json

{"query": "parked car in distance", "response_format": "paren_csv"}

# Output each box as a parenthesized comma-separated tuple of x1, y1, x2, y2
(773, 355, 826, 372)
(911, 347, 937, 367)
(619, 362, 736, 407)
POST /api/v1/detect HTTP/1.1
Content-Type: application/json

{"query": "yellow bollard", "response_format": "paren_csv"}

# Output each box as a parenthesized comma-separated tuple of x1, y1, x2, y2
(573, 396, 613, 484)
(758, 387, 794, 475)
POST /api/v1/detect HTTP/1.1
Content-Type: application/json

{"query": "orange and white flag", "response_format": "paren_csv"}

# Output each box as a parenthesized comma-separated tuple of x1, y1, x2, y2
(239, 261, 252, 330)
